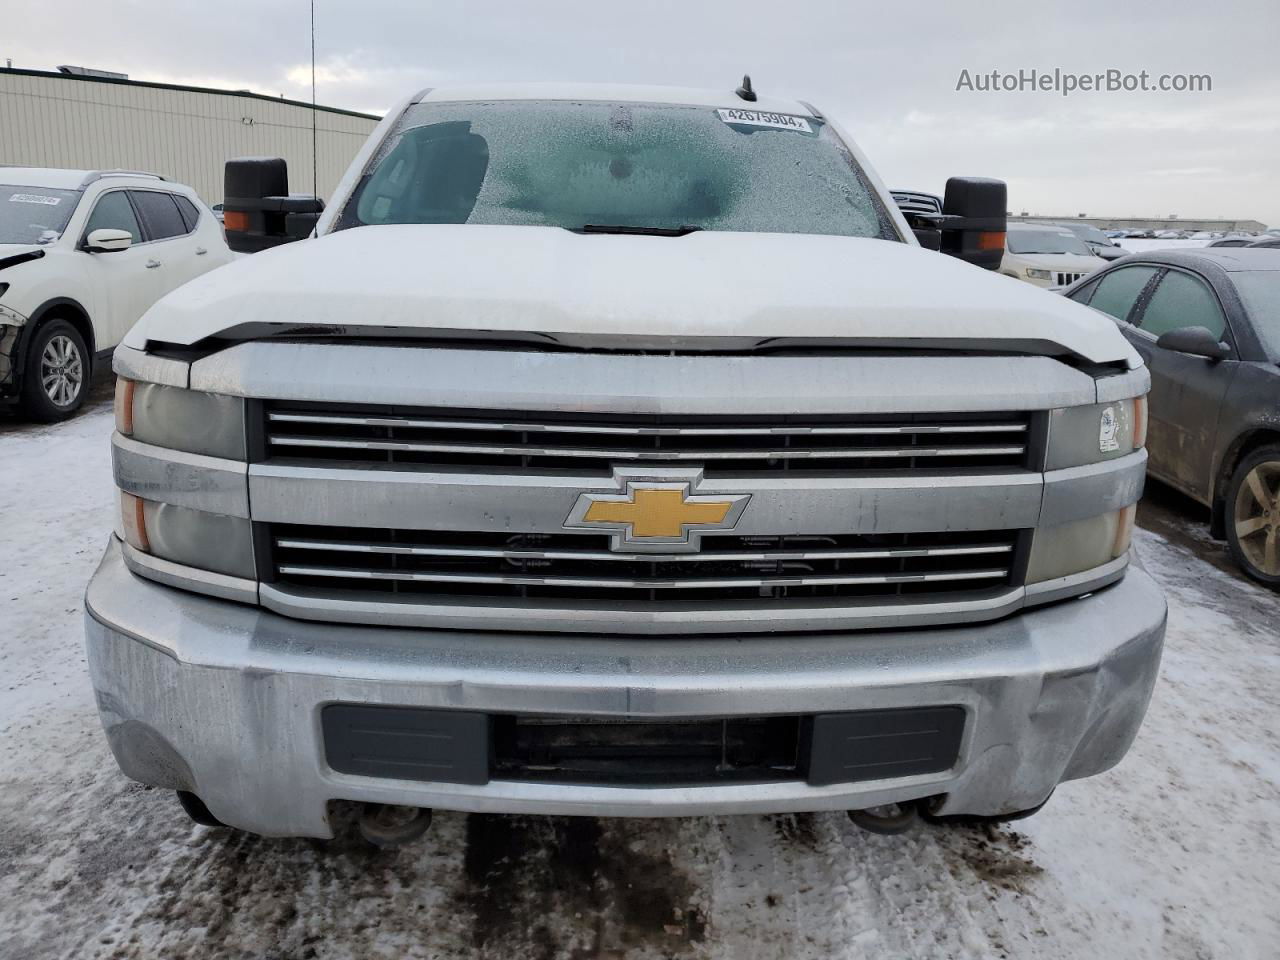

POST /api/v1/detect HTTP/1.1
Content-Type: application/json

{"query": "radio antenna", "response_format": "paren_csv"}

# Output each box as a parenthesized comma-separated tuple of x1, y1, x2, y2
(310, 0, 318, 201)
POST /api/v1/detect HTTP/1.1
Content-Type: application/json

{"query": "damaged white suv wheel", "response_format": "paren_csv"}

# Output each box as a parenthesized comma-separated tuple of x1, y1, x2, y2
(21, 319, 87, 421)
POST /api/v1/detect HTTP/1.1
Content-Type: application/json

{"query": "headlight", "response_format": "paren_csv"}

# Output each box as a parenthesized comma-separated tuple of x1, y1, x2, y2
(120, 493, 255, 579)
(1025, 268, 1052, 281)
(1026, 506, 1135, 583)
(1045, 397, 1146, 470)
(115, 378, 246, 460)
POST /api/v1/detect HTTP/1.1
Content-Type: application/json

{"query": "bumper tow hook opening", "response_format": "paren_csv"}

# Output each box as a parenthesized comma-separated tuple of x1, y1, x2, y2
(848, 802, 921, 835)
(176, 790, 226, 828)
(357, 803, 433, 847)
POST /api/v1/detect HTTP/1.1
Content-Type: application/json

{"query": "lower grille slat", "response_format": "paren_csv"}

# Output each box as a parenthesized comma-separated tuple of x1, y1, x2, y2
(269, 526, 1023, 606)
(275, 563, 1009, 589)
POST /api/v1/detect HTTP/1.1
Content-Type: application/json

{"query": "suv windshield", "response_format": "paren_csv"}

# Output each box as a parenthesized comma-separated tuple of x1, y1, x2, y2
(1067, 224, 1113, 245)
(1233, 271, 1280, 359)
(0, 185, 82, 245)
(336, 100, 899, 240)
(1007, 229, 1093, 256)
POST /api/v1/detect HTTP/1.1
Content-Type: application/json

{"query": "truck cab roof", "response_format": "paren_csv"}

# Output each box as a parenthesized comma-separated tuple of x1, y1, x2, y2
(414, 82, 817, 116)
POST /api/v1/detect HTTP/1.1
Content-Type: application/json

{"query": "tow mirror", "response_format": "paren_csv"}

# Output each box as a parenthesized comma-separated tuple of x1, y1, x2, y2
(1156, 325, 1230, 361)
(222, 157, 324, 254)
(938, 178, 1007, 270)
(898, 178, 1007, 270)
(85, 228, 132, 253)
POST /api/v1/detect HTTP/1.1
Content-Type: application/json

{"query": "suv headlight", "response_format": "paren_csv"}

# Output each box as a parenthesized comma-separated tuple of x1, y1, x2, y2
(1025, 268, 1052, 281)
(115, 378, 246, 460)
(1045, 397, 1146, 470)
(120, 493, 255, 580)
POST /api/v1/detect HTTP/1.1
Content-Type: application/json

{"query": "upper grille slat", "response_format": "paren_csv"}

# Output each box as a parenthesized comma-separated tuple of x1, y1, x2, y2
(267, 411, 1028, 437)
(261, 404, 1035, 475)
(268, 434, 1026, 461)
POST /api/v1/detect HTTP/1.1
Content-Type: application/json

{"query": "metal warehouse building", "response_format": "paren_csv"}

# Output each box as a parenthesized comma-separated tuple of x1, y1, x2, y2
(0, 67, 379, 204)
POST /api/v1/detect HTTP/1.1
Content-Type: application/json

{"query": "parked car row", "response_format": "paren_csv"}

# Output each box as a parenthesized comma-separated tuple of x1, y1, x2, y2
(0, 168, 234, 419)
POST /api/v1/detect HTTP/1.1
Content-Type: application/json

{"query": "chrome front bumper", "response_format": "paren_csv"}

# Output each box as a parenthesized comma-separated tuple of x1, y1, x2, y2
(85, 537, 1166, 837)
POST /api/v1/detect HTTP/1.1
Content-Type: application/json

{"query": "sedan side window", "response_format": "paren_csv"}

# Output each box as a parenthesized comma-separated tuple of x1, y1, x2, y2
(1086, 265, 1160, 323)
(1138, 270, 1227, 340)
(130, 190, 188, 241)
(83, 191, 141, 244)
(1066, 276, 1101, 305)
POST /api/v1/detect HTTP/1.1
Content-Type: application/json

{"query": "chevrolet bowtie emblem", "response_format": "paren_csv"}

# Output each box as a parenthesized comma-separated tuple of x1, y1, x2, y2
(565, 469, 751, 553)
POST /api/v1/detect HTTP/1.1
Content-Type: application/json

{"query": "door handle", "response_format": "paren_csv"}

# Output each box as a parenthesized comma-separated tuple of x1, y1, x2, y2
(145, 259, 161, 269)
(195, 247, 207, 255)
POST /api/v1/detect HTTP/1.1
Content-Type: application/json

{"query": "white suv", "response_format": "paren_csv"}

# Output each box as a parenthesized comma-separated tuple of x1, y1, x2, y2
(0, 169, 234, 420)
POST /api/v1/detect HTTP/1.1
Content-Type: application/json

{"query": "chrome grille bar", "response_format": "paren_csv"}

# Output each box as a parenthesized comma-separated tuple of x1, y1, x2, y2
(275, 564, 1010, 589)
(268, 411, 1028, 437)
(274, 537, 1014, 564)
(268, 435, 1027, 460)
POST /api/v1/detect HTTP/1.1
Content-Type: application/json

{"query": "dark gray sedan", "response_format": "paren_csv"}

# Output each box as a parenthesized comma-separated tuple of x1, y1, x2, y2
(1064, 249, 1280, 587)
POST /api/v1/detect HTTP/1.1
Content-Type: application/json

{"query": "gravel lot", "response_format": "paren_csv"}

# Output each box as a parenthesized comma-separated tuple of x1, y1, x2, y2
(1, 387, 1277, 959)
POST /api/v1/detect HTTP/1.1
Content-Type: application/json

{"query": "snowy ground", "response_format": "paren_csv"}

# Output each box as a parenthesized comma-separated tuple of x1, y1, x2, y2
(1, 385, 1278, 960)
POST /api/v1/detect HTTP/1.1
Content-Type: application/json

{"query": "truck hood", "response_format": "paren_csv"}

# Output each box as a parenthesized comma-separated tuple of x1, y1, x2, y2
(126, 224, 1140, 366)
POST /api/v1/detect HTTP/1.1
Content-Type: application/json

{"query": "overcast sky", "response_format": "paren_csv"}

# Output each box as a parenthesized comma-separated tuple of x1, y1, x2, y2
(5, 0, 1278, 225)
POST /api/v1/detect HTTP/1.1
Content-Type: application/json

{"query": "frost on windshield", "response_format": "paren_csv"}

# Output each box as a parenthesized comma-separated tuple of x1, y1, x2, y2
(0, 186, 81, 245)
(343, 101, 895, 240)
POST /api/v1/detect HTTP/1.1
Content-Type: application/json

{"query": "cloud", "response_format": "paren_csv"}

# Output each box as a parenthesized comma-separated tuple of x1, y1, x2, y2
(3, 0, 1278, 224)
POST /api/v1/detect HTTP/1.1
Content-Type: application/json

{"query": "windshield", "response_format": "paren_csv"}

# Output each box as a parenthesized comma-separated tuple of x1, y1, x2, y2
(1071, 224, 1112, 245)
(1007, 229, 1093, 256)
(335, 100, 899, 240)
(0, 185, 82, 244)
(1233, 272, 1280, 358)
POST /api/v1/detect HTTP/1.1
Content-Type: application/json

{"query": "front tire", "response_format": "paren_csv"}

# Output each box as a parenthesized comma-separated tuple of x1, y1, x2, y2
(1225, 444, 1280, 589)
(19, 319, 89, 421)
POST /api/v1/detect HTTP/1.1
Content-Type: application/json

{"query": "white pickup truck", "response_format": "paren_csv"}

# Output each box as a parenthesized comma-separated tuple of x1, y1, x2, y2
(86, 81, 1166, 843)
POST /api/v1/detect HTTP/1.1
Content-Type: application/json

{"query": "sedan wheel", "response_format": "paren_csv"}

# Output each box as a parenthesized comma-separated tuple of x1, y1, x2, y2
(1227, 447, 1280, 587)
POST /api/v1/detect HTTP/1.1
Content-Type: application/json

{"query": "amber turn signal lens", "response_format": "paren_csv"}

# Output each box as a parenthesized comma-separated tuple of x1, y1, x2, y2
(222, 210, 250, 231)
(1113, 504, 1137, 558)
(119, 492, 150, 552)
(1133, 396, 1148, 449)
(114, 378, 135, 435)
(977, 231, 1006, 251)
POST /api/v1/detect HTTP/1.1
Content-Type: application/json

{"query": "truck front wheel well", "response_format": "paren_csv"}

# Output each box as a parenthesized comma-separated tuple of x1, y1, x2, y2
(1211, 428, 1280, 538)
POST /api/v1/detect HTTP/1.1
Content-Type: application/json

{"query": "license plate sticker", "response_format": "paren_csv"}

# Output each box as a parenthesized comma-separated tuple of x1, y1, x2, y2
(716, 107, 814, 134)
(8, 193, 62, 205)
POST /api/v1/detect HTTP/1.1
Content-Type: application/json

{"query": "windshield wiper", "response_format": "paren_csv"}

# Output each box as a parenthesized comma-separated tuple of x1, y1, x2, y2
(576, 224, 703, 237)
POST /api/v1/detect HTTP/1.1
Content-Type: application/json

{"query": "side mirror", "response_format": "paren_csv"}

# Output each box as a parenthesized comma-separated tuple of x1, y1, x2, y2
(222, 157, 324, 253)
(85, 228, 132, 253)
(1155, 326, 1229, 361)
(937, 177, 1007, 270)
(898, 178, 1007, 270)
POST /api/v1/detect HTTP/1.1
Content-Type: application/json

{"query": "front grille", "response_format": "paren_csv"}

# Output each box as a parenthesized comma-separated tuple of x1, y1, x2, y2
(320, 704, 967, 788)
(268, 525, 1025, 604)
(259, 403, 1034, 475)
(1055, 271, 1085, 286)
